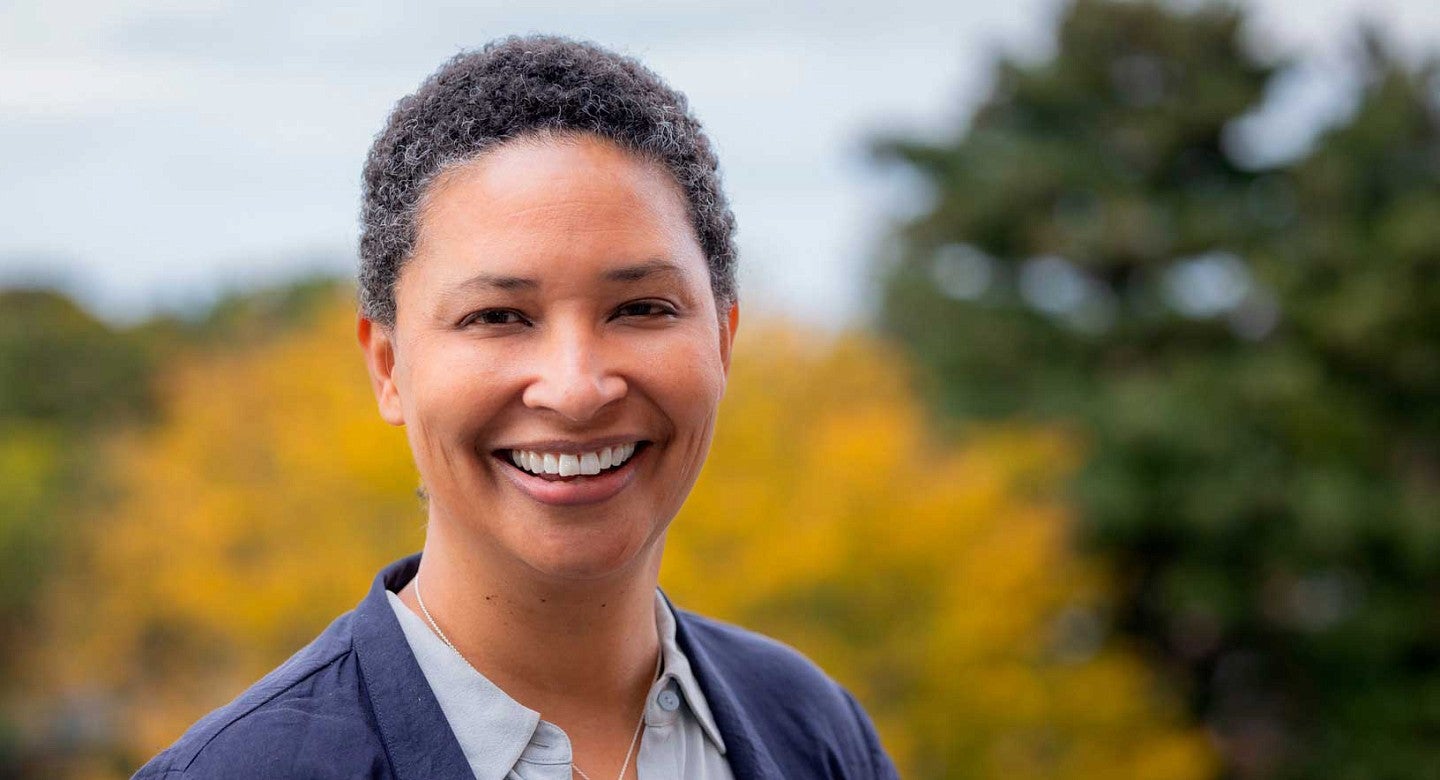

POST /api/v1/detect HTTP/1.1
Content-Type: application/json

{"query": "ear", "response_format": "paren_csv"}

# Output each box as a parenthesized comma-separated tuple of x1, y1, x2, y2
(718, 301, 739, 376)
(357, 315, 406, 426)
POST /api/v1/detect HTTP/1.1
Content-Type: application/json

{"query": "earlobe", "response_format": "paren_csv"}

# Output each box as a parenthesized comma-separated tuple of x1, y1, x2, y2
(357, 315, 406, 426)
(719, 302, 740, 375)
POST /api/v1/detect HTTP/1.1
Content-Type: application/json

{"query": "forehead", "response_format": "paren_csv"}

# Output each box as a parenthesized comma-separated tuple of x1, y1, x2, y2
(411, 135, 701, 274)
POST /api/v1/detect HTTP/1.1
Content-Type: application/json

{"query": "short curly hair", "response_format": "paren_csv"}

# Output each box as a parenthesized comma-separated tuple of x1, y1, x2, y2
(358, 35, 738, 326)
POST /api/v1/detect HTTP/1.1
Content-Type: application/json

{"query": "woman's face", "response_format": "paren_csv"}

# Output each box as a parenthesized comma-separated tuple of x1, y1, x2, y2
(359, 135, 737, 583)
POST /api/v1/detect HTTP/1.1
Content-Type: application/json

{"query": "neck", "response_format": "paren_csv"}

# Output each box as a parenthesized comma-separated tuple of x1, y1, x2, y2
(400, 516, 663, 723)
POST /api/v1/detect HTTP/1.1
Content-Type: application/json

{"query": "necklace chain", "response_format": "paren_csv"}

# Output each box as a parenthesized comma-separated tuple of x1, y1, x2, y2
(413, 573, 656, 780)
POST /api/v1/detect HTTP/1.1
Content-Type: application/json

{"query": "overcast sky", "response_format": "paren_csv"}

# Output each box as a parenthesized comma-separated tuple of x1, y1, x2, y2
(4, 0, 1439, 327)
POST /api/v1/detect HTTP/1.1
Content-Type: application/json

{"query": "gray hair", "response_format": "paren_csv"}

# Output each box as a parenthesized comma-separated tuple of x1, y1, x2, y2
(358, 35, 738, 326)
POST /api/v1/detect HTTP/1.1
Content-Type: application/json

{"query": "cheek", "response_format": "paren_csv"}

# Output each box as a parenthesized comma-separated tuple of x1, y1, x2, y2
(645, 336, 728, 484)
(647, 335, 727, 419)
(400, 341, 514, 450)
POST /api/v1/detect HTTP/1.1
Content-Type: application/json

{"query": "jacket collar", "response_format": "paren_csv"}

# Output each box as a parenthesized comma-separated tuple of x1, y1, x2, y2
(668, 599, 784, 780)
(352, 553, 473, 779)
(352, 554, 783, 780)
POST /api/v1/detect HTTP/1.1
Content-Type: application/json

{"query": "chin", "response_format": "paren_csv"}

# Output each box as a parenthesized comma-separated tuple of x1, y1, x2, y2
(518, 523, 662, 584)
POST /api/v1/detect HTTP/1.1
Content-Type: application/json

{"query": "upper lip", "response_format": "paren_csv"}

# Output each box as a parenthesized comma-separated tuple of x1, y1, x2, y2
(493, 436, 646, 455)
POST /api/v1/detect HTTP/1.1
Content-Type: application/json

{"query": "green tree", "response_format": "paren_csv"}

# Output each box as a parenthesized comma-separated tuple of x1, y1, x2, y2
(0, 289, 154, 428)
(874, 1, 1439, 777)
(0, 288, 159, 655)
(0, 288, 158, 773)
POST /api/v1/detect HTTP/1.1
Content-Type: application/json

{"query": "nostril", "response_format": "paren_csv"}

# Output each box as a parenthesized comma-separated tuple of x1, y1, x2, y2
(520, 374, 627, 422)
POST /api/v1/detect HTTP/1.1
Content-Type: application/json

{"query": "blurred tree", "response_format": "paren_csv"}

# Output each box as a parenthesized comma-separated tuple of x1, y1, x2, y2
(874, 0, 1439, 776)
(0, 278, 349, 775)
(0, 278, 353, 626)
(0, 290, 155, 585)
(0, 289, 157, 772)
(0, 290, 154, 429)
(666, 326, 1214, 779)
(28, 290, 421, 776)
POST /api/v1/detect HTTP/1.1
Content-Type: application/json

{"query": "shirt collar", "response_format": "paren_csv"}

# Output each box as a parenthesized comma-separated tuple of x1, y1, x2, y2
(386, 590, 553, 780)
(375, 555, 727, 778)
(359, 554, 784, 778)
(655, 590, 728, 754)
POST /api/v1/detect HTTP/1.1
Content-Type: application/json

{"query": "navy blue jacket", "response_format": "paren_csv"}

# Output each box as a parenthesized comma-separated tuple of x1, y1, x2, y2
(134, 554, 898, 779)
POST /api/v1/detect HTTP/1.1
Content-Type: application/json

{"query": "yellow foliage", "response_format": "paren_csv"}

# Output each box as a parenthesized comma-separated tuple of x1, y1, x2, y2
(38, 300, 1214, 778)
(38, 292, 422, 766)
(662, 325, 1216, 779)
(0, 425, 61, 520)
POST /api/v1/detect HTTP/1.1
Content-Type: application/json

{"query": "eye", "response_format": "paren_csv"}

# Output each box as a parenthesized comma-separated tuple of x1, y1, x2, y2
(613, 300, 678, 319)
(460, 308, 530, 327)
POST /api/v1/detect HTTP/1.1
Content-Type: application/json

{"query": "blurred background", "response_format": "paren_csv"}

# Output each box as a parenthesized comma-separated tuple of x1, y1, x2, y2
(3, 0, 1438, 777)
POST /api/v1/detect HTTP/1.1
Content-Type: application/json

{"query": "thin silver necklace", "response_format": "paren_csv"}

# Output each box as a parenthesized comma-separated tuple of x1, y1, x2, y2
(413, 574, 656, 780)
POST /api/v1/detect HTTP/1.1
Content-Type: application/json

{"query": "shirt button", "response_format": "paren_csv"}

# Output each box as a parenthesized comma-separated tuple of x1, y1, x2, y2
(657, 688, 681, 712)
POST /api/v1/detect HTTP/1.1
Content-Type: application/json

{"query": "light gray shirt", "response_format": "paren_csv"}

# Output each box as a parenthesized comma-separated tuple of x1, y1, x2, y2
(386, 590, 735, 780)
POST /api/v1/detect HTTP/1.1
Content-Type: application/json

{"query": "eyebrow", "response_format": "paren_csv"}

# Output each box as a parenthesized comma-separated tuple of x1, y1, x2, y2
(450, 259, 685, 293)
(453, 272, 537, 292)
(601, 259, 686, 283)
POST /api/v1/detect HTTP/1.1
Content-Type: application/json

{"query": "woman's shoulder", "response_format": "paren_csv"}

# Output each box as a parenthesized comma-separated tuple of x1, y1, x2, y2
(672, 607, 899, 778)
(132, 610, 389, 779)
(673, 608, 841, 691)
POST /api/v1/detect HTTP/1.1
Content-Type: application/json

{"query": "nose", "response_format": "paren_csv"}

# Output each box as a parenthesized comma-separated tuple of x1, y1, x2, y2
(520, 323, 627, 422)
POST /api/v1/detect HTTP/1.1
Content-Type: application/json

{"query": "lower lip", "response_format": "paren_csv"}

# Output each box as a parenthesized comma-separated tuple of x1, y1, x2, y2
(495, 447, 646, 506)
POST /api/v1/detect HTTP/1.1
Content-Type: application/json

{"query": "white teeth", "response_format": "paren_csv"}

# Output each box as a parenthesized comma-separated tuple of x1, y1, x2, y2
(558, 454, 580, 476)
(579, 452, 600, 475)
(508, 443, 639, 477)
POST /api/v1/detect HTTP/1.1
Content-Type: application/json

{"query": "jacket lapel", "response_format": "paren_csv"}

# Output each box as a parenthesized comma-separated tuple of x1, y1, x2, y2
(352, 553, 475, 779)
(353, 558, 785, 780)
(668, 599, 785, 780)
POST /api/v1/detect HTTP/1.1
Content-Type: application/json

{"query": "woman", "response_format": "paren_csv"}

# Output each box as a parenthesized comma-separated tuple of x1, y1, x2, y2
(136, 35, 896, 780)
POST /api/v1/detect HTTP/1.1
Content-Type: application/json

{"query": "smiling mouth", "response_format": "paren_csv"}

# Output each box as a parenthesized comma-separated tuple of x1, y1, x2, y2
(496, 442, 649, 482)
